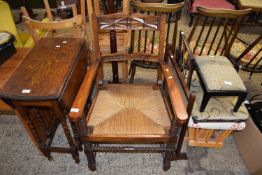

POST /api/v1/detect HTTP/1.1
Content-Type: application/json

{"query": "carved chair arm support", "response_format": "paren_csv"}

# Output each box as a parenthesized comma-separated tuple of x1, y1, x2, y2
(69, 62, 100, 122)
(161, 63, 188, 124)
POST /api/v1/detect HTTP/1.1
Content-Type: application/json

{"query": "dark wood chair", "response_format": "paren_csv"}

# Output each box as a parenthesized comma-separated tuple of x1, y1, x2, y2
(68, 13, 195, 171)
(188, 6, 251, 112)
(188, 0, 236, 26)
(229, 33, 262, 78)
(128, 0, 184, 83)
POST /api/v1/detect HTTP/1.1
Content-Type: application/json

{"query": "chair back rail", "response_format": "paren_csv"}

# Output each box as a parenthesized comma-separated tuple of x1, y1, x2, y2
(22, 15, 85, 43)
(92, 12, 166, 61)
(188, 6, 251, 57)
(130, 0, 184, 55)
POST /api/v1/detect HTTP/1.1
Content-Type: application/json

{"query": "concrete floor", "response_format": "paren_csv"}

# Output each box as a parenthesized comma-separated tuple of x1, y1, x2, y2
(0, 114, 250, 175)
(0, 2, 261, 175)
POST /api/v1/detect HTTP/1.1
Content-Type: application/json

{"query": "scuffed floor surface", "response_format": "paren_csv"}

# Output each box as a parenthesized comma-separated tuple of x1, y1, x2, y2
(0, 114, 249, 175)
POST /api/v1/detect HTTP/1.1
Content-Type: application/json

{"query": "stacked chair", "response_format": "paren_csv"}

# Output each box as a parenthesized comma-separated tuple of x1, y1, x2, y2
(184, 7, 252, 148)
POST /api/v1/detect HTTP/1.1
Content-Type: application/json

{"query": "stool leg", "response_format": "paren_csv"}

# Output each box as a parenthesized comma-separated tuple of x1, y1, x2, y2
(200, 93, 211, 112)
(233, 93, 247, 112)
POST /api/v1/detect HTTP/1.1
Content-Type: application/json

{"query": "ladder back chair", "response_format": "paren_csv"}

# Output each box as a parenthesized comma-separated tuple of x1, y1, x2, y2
(68, 13, 195, 171)
(87, 0, 129, 80)
(188, 6, 251, 112)
(128, 0, 184, 83)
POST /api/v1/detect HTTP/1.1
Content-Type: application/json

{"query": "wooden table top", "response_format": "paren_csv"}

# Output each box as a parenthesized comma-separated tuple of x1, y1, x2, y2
(0, 48, 30, 111)
(238, 0, 262, 12)
(0, 37, 84, 101)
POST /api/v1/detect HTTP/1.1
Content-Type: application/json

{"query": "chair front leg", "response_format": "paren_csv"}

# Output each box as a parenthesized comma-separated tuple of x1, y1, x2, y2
(84, 143, 96, 171)
(69, 120, 83, 151)
(163, 144, 174, 171)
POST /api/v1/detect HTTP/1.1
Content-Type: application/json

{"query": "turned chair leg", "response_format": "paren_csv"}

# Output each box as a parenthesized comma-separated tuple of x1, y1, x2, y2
(200, 93, 211, 112)
(233, 93, 247, 112)
(42, 149, 53, 161)
(84, 143, 96, 171)
(129, 62, 137, 83)
(163, 152, 171, 171)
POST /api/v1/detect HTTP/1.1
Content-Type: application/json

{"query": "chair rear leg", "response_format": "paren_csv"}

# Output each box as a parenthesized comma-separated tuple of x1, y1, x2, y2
(189, 14, 194, 27)
(129, 62, 137, 83)
(84, 143, 96, 171)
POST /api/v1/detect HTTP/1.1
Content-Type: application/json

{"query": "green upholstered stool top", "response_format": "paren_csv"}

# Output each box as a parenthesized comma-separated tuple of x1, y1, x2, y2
(195, 55, 247, 91)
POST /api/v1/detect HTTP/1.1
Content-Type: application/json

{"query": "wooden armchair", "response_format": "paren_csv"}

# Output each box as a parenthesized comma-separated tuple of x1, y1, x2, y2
(129, 0, 184, 83)
(68, 13, 195, 171)
(188, 7, 251, 112)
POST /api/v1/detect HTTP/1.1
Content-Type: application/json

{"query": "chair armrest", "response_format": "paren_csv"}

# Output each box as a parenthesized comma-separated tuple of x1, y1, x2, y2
(69, 62, 100, 122)
(161, 63, 188, 124)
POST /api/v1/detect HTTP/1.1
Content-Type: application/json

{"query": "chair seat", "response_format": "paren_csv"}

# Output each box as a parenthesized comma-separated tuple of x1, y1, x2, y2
(87, 85, 171, 135)
(190, 0, 235, 13)
(195, 55, 247, 91)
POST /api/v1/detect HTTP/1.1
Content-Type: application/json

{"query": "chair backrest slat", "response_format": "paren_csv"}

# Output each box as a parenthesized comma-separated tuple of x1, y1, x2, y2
(92, 12, 166, 63)
(188, 6, 251, 57)
(130, 0, 184, 56)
